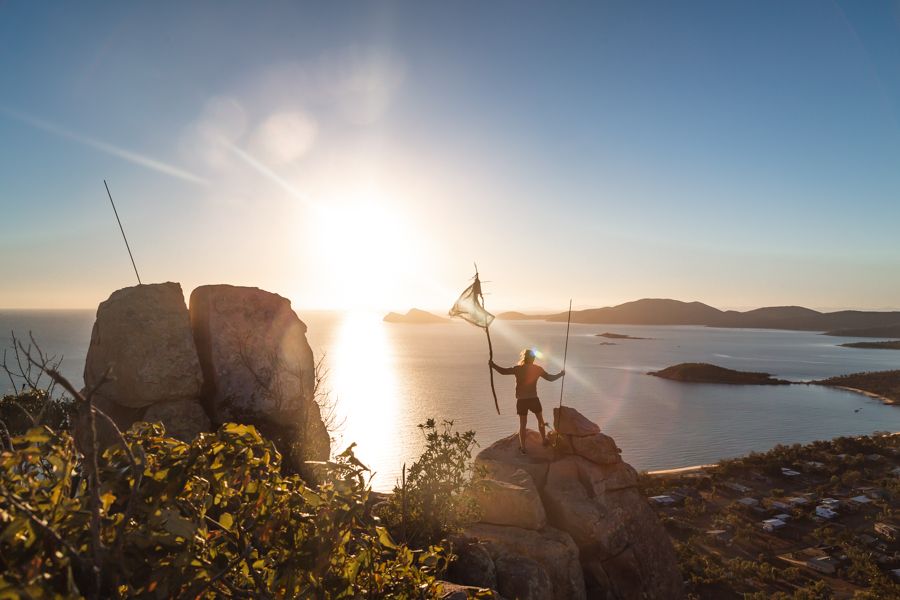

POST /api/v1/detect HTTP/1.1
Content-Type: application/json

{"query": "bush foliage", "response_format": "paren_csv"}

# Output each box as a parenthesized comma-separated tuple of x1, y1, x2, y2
(0, 421, 447, 599)
(383, 419, 480, 548)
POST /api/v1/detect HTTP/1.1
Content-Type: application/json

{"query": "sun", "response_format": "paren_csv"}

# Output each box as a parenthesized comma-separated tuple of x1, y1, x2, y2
(311, 190, 423, 310)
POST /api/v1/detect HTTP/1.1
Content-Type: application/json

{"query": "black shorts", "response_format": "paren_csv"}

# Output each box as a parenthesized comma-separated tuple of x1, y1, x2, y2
(516, 397, 542, 416)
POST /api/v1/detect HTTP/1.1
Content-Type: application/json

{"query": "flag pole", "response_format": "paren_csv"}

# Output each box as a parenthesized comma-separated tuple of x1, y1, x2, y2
(476, 267, 500, 415)
(557, 299, 572, 411)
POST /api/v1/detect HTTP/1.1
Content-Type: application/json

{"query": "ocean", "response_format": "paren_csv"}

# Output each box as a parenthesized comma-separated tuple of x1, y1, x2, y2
(3, 309, 900, 491)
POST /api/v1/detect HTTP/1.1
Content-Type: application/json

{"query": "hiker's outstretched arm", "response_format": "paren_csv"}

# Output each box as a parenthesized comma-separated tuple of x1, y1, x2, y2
(489, 360, 515, 375)
(542, 369, 565, 381)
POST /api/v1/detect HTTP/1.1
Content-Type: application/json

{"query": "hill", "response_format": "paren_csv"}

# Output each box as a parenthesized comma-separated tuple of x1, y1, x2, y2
(546, 299, 723, 325)
(526, 298, 900, 332)
(383, 308, 449, 324)
(648, 363, 790, 385)
(824, 324, 900, 338)
(496, 311, 546, 320)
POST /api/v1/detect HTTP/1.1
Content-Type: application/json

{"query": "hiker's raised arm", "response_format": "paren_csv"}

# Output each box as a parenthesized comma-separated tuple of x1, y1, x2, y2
(489, 360, 515, 375)
(542, 369, 565, 381)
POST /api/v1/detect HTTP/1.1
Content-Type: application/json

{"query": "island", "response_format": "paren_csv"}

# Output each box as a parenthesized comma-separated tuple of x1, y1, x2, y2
(383, 308, 449, 324)
(813, 370, 900, 404)
(823, 324, 900, 338)
(648, 363, 790, 385)
(596, 332, 650, 340)
(839, 340, 900, 350)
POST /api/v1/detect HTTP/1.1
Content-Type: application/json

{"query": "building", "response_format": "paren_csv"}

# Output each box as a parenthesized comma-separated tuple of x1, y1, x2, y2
(815, 506, 838, 520)
(773, 513, 792, 522)
(820, 498, 840, 510)
(780, 467, 801, 477)
(848, 495, 872, 509)
(737, 497, 760, 508)
(807, 556, 839, 574)
(762, 518, 786, 533)
(722, 482, 751, 494)
(768, 500, 791, 511)
(650, 495, 676, 506)
(787, 497, 810, 507)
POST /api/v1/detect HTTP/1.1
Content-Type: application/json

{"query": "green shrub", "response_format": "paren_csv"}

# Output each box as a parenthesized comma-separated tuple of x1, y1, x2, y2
(0, 390, 73, 445)
(384, 419, 480, 548)
(0, 422, 446, 599)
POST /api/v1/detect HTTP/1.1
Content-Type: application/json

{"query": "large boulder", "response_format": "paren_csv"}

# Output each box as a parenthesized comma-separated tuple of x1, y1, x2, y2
(476, 429, 555, 488)
(143, 399, 211, 442)
(80, 283, 206, 448)
(463, 407, 685, 600)
(189, 285, 330, 473)
(447, 537, 497, 590)
(470, 470, 546, 530)
(462, 524, 586, 600)
(84, 283, 202, 409)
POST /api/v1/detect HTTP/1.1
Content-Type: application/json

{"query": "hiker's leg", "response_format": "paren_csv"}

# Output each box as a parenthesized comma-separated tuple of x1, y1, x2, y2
(536, 411, 547, 443)
(518, 414, 528, 449)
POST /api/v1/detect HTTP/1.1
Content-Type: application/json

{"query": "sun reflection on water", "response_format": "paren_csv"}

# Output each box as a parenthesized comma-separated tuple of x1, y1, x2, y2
(328, 310, 400, 483)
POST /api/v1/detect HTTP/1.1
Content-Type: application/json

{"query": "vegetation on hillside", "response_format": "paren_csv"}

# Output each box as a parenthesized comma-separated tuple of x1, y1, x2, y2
(0, 337, 465, 599)
(815, 370, 900, 404)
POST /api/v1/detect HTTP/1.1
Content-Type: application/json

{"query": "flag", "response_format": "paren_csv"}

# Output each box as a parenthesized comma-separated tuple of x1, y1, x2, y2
(449, 272, 499, 414)
(449, 275, 495, 328)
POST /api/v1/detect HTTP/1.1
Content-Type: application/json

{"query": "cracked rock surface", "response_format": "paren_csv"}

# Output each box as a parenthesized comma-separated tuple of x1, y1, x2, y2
(457, 406, 684, 600)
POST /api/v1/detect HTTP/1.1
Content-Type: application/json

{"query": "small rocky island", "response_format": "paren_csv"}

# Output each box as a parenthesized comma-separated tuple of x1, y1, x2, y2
(839, 340, 900, 350)
(383, 308, 449, 324)
(649, 363, 790, 385)
(596, 332, 649, 340)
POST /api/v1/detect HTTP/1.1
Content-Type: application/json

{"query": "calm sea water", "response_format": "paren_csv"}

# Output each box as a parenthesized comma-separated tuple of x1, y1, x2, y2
(3, 309, 900, 490)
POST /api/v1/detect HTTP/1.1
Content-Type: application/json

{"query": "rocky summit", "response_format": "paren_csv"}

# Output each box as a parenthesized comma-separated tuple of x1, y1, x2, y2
(451, 406, 685, 600)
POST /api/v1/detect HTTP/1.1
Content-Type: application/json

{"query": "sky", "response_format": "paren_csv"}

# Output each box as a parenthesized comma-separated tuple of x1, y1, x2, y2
(2, 1, 900, 312)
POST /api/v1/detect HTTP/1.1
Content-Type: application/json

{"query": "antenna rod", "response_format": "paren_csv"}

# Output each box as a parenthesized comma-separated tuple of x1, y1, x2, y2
(104, 180, 142, 285)
(558, 299, 572, 410)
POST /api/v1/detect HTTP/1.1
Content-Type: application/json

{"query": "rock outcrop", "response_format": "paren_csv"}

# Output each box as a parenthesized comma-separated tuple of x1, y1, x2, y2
(81, 283, 208, 445)
(80, 283, 330, 481)
(455, 407, 684, 600)
(190, 285, 330, 474)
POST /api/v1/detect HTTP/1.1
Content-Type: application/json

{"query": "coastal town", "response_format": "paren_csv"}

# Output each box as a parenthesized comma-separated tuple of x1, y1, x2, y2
(643, 432, 900, 598)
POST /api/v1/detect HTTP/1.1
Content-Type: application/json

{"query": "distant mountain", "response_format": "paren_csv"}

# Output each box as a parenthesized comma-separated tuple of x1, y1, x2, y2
(383, 308, 449, 324)
(496, 311, 547, 320)
(545, 299, 723, 325)
(522, 298, 900, 332)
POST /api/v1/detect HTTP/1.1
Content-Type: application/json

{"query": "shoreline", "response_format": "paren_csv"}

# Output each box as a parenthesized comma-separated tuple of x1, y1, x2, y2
(646, 430, 900, 477)
(826, 384, 897, 405)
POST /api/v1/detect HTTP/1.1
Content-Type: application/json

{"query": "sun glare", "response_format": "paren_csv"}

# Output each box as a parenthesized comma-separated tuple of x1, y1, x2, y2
(328, 310, 400, 481)
(312, 190, 422, 310)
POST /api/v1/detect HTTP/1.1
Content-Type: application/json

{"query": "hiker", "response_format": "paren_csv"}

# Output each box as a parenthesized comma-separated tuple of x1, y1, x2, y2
(490, 348, 564, 453)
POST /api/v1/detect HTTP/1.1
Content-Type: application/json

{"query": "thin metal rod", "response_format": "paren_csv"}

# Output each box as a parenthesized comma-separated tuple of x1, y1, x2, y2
(104, 180, 142, 285)
(558, 299, 572, 410)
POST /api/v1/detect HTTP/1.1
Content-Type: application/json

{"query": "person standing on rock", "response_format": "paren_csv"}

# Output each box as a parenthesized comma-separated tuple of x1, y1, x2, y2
(490, 348, 564, 453)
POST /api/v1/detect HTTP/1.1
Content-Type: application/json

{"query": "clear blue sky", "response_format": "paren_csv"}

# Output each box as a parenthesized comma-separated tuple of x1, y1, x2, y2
(2, 1, 899, 311)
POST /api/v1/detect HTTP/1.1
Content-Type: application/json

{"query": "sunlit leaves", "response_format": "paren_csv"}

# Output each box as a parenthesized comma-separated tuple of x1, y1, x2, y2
(0, 421, 446, 598)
